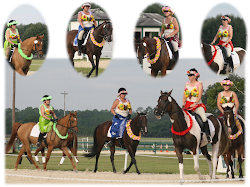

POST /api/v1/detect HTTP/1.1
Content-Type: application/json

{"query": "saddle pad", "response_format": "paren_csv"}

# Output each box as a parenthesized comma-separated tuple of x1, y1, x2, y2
(231, 51, 240, 65)
(162, 39, 173, 59)
(30, 123, 47, 138)
(73, 30, 90, 47)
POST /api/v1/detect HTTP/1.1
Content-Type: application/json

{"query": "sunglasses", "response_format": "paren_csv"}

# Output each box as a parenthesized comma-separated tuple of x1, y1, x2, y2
(164, 10, 170, 12)
(223, 84, 230, 86)
(222, 18, 227, 21)
(188, 74, 194, 77)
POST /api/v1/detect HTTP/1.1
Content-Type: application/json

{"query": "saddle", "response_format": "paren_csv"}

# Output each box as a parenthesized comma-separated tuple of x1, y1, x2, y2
(187, 110, 205, 132)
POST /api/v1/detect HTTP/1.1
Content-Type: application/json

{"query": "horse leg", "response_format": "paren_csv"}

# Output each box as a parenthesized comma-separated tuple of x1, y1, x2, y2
(223, 154, 230, 178)
(193, 147, 204, 180)
(43, 146, 53, 171)
(93, 145, 103, 173)
(14, 146, 26, 170)
(211, 142, 220, 179)
(86, 55, 96, 78)
(95, 53, 101, 77)
(238, 146, 244, 178)
(201, 146, 212, 178)
(151, 69, 158, 77)
(34, 146, 43, 164)
(61, 146, 78, 172)
(110, 145, 116, 173)
(15, 67, 26, 76)
(69, 146, 79, 164)
(161, 67, 167, 77)
(175, 147, 184, 183)
(123, 146, 140, 174)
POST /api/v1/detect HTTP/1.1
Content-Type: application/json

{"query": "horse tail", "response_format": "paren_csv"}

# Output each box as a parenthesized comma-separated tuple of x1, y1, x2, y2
(218, 120, 230, 156)
(84, 125, 99, 158)
(5, 122, 23, 153)
(72, 132, 78, 156)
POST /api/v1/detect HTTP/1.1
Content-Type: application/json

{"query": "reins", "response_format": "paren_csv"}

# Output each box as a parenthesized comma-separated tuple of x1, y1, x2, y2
(92, 22, 112, 40)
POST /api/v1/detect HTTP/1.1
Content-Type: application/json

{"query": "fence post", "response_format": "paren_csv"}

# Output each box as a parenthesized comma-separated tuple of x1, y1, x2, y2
(154, 142, 157, 154)
(124, 150, 128, 170)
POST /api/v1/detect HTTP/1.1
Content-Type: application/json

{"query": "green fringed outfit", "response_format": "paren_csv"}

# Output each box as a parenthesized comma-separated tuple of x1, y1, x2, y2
(39, 104, 54, 133)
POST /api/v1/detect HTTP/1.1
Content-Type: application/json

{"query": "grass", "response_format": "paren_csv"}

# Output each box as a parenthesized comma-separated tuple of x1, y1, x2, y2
(5, 152, 245, 176)
(29, 59, 45, 71)
(75, 67, 105, 77)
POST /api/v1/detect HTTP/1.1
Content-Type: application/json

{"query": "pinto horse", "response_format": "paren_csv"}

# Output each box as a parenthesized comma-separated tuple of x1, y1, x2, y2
(154, 90, 229, 182)
(10, 34, 44, 76)
(5, 111, 78, 171)
(218, 106, 245, 178)
(66, 21, 113, 77)
(84, 112, 148, 174)
(201, 41, 245, 74)
(33, 131, 79, 165)
(135, 37, 175, 77)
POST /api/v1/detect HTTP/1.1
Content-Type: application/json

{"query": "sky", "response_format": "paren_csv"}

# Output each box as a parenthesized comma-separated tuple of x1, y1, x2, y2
(4, 58, 245, 112)
(3, 2, 49, 25)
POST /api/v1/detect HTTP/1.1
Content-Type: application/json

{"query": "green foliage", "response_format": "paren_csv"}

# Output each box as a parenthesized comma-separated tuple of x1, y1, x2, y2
(2, 23, 49, 54)
(143, 3, 164, 16)
(202, 74, 245, 118)
(201, 15, 247, 49)
(72, 3, 104, 16)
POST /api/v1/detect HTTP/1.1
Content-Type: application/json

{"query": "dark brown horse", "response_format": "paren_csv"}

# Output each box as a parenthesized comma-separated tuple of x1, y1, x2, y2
(201, 41, 245, 74)
(218, 106, 245, 178)
(5, 111, 78, 171)
(66, 21, 112, 77)
(84, 112, 148, 174)
(10, 34, 44, 76)
(135, 37, 176, 77)
(33, 131, 78, 165)
(154, 90, 229, 182)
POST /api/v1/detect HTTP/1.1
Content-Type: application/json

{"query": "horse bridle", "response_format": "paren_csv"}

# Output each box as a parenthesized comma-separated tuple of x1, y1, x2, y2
(135, 41, 157, 60)
(55, 114, 78, 133)
(223, 110, 237, 129)
(18, 39, 43, 55)
(93, 22, 112, 41)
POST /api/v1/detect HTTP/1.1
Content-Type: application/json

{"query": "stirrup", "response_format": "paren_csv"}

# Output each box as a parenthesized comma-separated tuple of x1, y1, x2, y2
(78, 50, 82, 56)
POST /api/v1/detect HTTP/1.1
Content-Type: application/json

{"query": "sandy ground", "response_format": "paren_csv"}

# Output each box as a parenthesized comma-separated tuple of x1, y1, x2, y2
(74, 60, 110, 68)
(5, 168, 245, 184)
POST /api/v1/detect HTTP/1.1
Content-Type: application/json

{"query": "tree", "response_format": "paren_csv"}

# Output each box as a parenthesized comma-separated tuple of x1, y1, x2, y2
(202, 74, 245, 118)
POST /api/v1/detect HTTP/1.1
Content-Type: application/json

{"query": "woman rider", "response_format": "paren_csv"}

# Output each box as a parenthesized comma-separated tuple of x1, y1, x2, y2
(37, 95, 57, 147)
(182, 68, 211, 143)
(4, 20, 22, 60)
(159, 6, 181, 68)
(217, 78, 247, 148)
(106, 88, 132, 147)
(77, 3, 97, 55)
(211, 15, 234, 73)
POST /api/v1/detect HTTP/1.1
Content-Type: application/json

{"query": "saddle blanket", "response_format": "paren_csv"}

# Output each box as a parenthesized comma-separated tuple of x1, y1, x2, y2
(30, 123, 47, 138)
(217, 48, 240, 65)
(108, 114, 128, 138)
(73, 30, 91, 47)
(162, 38, 173, 59)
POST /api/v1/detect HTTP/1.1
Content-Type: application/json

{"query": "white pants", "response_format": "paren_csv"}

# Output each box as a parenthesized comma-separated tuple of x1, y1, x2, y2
(194, 107, 207, 122)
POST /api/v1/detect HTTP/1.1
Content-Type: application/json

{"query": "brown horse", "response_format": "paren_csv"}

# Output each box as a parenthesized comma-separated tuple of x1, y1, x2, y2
(201, 41, 245, 74)
(154, 90, 229, 182)
(5, 111, 78, 171)
(135, 37, 176, 77)
(10, 34, 44, 76)
(66, 21, 112, 77)
(84, 112, 148, 174)
(218, 106, 245, 178)
(33, 131, 78, 165)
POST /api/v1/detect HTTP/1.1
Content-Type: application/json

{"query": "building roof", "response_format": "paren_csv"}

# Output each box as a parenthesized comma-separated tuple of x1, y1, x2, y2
(71, 8, 110, 21)
(136, 13, 164, 27)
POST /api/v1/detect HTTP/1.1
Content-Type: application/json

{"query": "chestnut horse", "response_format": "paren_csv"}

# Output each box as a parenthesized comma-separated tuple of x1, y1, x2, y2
(5, 111, 78, 171)
(135, 37, 176, 77)
(84, 112, 148, 174)
(154, 90, 229, 182)
(10, 34, 44, 76)
(33, 131, 79, 165)
(218, 106, 245, 178)
(201, 41, 245, 74)
(66, 21, 112, 77)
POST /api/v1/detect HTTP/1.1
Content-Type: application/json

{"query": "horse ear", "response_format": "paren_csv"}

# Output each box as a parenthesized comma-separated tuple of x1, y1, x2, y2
(168, 89, 173, 96)
(75, 111, 77, 115)
(137, 112, 139, 115)
(36, 34, 39, 39)
(160, 90, 163, 95)
(145, 111, 147, 115)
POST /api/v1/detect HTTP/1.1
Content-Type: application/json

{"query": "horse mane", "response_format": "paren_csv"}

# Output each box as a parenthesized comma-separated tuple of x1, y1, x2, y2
(94, 21, 111, 30)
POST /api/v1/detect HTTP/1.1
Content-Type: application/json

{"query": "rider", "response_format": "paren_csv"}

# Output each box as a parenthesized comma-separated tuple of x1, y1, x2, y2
(37, 95, 57, 147)
(4, 20, 22, 60)
(182, 68, 212, 143)
(217, 78, 247, 148)
(211, 15, 234, 73)
(77, 3, 97, 56)
(158, 6, 181, 69)
(106, 88, 132, 147)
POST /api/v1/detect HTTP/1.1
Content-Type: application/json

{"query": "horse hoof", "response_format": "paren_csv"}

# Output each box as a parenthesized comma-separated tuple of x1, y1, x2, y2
(92, 170, 96, 173)
(113, 170, 116, 173)
(137, 172, 141, 175)
(122, 171, 126, 174)
(74, 170, 78, 173)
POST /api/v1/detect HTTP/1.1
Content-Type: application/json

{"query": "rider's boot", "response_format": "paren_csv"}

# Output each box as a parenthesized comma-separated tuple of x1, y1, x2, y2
(221, 63, 227, 74)
(106, 137, 116, 147)
(204, 120, 212, 143)
(227, 56, 234, 73)
(77, 39, 83, 56)
(36, 132, 45, 147)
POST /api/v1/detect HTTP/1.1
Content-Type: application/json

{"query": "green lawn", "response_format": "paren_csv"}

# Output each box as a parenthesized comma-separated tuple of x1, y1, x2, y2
(29, 59, 45, 71)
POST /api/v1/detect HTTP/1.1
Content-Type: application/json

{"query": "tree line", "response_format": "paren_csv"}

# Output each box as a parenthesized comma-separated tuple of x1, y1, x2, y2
(5, 74, 244, 138)
(3, 22, 49, 55)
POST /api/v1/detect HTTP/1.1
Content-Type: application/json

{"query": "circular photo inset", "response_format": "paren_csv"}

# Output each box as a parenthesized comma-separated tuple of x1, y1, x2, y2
(201, 3, 247, 75)
(66, 2, 113, 78)
(3, 4, 48, 76)
(134, 3, 182, 77)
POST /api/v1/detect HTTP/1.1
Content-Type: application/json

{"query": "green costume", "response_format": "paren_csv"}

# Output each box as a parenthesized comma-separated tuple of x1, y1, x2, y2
(39, 104, 54, 133)
(4, 28, 19, 50)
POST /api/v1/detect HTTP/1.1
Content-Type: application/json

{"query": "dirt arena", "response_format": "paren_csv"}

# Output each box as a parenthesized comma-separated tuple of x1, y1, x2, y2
(5, 169, 244, 184)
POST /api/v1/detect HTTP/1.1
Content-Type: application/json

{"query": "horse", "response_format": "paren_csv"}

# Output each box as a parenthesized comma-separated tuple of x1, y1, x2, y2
(5, 111, 78, 171)
(84, 112, 148, 174)
(66, 21, 113, 78)
(218, 106, 245, 178)
(201, 41, 245, 74)
(10, 34, 44, 76)
(135, 36, 176, 77)
(33, 131, 79, 165)
(154, 90, 229, 182)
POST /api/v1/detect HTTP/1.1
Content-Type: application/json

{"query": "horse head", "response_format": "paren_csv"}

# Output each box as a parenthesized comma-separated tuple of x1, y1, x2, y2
(68, 111, 78, 134)
(136, 112, 148, 135)
(134, 38, 146, 64)
(32, 34, 44, 58)
(154, 90, 173, 119)
(100, 21, 112, 42)
(222, 106, 236, 133)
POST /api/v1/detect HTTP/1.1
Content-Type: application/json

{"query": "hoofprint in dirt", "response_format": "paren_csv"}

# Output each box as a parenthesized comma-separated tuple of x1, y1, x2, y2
(74, 59, 110, 68)
(5, 169, 244, 184)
